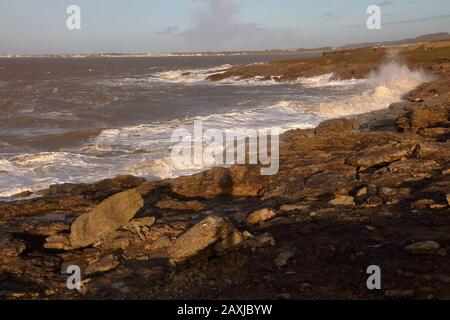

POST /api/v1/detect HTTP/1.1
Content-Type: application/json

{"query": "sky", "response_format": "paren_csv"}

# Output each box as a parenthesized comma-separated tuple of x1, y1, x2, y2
(0, 0, 449, 54)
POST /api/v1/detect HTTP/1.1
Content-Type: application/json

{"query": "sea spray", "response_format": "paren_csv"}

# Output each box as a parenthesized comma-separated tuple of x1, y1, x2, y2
(314, 61, 432, 117)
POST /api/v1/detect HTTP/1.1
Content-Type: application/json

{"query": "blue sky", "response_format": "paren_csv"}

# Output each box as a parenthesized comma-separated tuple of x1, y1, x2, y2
(0, 0, 449, 54)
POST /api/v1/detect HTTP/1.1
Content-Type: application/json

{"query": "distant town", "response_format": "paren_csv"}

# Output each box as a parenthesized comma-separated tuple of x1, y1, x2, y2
(1, 32, 448, 58)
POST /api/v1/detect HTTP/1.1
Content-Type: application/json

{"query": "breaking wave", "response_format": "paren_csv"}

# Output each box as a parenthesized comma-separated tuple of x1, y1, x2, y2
(0, 61, 431, 198)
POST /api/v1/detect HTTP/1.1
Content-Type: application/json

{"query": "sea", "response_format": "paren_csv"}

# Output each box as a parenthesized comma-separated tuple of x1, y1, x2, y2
(0, 54, 429, 197)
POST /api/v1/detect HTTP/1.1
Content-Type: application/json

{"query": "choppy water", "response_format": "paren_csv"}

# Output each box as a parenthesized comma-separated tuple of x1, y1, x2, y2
(0, 54, 430, 197)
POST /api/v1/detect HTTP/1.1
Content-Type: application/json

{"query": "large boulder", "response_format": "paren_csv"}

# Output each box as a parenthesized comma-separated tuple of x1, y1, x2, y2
(168, 216, 242, 263)
(70, 189, 144, 249)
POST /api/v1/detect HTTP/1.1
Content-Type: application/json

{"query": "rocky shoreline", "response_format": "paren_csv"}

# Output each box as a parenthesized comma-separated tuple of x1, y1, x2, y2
(1, 44, 449, 300)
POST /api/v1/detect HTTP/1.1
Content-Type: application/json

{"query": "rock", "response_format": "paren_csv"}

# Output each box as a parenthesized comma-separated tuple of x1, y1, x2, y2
(156, 198, 205, 212)
(356, 187, 368, 198)
(385, 290, 415, 299)
(315, 118, 358, 135)
(347, 143, 409, 168)
(411, 199, 435, 210)
(443, 168, 450, 175)
(430, 204, 447, 210)
(124, 216, 156, 230)
(274, 251, 295, 267)
(44, 234, 72, 250)
(233, 212, 250, 223)
(24, 222, 70, 236)
(247, 208, 277, 225)
(98, 230, 136, 251)
(0, 236, 26, 258)
(255, 233, 275, 246)
(279, 203, 309, 212)
(405, 241, 441, 255)
(144, 236, 172, 252)
(446, 194, 450, 206)
(168, 216, 242, 263)
(397, 105, 448, 133)
(169, 167, 231, 199)
(360, 195, 383, 208)
(329, 196, 355, 206)
(85, 254, 119, 276)
(229, 166, 270, 197)
(242, 231, 254, 239)
(135, 181, 158, 198)
(378, 187, 411, 205)
(70, 189, 144, 249)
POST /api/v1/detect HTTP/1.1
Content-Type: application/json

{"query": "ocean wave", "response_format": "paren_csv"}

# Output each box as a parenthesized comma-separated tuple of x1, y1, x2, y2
(97, 65, 364, 88)
(0, 61, 431, 198)
(313, 62, 432, 117)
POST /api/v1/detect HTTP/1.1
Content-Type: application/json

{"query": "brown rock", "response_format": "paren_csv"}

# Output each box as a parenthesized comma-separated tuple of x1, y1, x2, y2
(405, 241, 441, 255)
(329, 196, 355, 206)
(25, 222, 70, 236)
(85, 254, 119, 276)
(446, 194, 450, 206)
(168, 216, 242, 263)
(255, 233, 275, 246)
(279, 203, 309, 212)
(229, 166, 270, 197)
(347, 143, 409, 168)
(0, 236, 26, 258)
(156, 198, 205, 212)
(169, 167, 231, 199)
(135, 181, 158, 198)
(274, 251, 295, 267)
(98, 230, 136, 251)
(247, 208, 277, 225)
(397, 105, 449, 133)
(411, 199, 435, 210)
(356, 187, 368, 198)
(314, 118, 358, 136)
(124, 216, 156, 230)
(379, 187, 411, 205)
(70, 189, 144, 249)
(44, 234, 72, 251)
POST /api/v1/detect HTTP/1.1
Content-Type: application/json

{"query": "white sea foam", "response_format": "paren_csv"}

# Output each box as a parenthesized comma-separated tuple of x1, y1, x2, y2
(98, 64, 363, 88)
(0, 62, 431, 197)
(313, 62, 432, 117)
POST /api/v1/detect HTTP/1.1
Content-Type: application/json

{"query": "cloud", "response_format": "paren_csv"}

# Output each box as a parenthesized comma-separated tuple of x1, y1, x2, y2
(181, 0, 263, 48)
(157, 0, 311, 51)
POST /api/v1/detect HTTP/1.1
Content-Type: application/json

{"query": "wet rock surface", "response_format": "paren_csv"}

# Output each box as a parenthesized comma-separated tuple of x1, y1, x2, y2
(1, 47, 450, 300)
